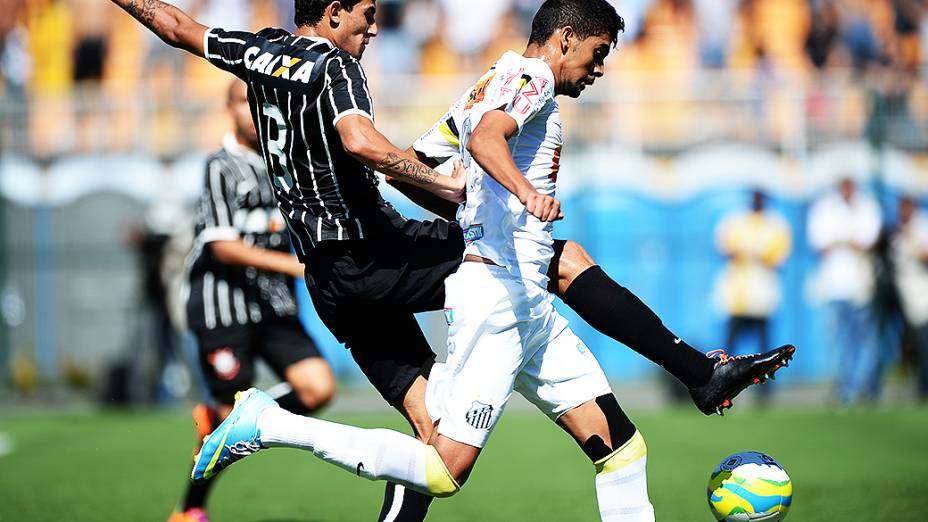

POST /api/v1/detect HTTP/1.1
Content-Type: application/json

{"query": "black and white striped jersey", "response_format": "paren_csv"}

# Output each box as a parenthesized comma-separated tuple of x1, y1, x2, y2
(202, 27, 406, 258)
(185, 134, 298, 331)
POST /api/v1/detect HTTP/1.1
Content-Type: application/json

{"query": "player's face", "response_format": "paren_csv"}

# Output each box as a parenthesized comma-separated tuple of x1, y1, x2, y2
(334, 0, 378, 59)
(228, 82, 259, 148)
(560, 33, 612, 98)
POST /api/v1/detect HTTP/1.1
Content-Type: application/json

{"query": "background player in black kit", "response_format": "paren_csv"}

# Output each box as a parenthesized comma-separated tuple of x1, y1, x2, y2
(111, 1, 794, 520)
(170, 79, 335, 522)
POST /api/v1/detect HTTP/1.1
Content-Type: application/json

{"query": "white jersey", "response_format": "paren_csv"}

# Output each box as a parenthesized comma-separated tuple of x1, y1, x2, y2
(414, 51, 562, 288)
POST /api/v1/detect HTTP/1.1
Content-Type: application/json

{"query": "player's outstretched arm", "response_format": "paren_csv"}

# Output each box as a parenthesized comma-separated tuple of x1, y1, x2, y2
(467, 110, 563, 222)
(111, 0, 207, 56)
(210, 240, 305, 278)
(382, 147, 461, 221)
(336, 115, 465, 204)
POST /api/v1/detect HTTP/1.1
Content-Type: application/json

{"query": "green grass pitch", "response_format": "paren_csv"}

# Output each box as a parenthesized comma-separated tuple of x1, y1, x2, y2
(1, 406, 927, 521)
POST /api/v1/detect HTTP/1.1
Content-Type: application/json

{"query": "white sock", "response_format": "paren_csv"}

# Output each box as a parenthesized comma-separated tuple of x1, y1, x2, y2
(257, 406, 436, 494)
(596, 456, 654, 521)
(594, 431, 655, 522)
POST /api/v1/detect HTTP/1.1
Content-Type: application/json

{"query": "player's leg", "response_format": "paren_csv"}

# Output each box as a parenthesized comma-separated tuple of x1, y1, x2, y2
(192, 263, 531, 496)
(262, 310, 433, 522)
(189, 306, 483, 498)
(558, 398, 654, 522)
(357, 218, 465, 521)
(260, 315, 335, 414)
(516, 319, 653, 521)
(171, 326, 258, 522)
(549, 239, 795, 415)
(189, 310, 463, 498)
(192, 385, 467, 496)
(549, 239, 713, 386)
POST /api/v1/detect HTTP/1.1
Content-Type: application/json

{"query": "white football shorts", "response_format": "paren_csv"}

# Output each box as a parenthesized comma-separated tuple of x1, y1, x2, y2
(427, 261, 612, 448)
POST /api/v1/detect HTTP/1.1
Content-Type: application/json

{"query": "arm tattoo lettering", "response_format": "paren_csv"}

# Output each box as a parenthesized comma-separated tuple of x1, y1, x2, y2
(125, 0, 165, 28)
(376, 153, 437, 185)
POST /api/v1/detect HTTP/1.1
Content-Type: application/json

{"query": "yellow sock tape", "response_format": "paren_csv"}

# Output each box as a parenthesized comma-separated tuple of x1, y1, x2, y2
(424, 445, 461, 498)
(594, 430, 647, 475)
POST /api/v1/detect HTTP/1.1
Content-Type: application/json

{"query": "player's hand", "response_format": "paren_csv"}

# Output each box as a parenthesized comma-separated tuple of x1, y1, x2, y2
(523, 191, 564, 222)
(286, 258, 307, 279)
(448, 159, 466, 204)
(430, 159, 466, 204)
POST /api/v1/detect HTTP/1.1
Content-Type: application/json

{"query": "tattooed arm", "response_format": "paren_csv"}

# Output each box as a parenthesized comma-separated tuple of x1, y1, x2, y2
(110, 0, 207, 56)
(336, 114, 465, 204)
(382, 147, 461, 220)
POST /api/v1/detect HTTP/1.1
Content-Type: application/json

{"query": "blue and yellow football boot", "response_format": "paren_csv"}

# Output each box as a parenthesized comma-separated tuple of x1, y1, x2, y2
(191, 388, 277, 483)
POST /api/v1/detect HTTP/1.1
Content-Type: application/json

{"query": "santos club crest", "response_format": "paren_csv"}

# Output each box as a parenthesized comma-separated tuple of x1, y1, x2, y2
(465, 401, 494, 430)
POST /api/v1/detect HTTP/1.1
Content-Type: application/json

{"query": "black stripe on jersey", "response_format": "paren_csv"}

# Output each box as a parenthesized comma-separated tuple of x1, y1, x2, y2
(445, 117, 460, 139)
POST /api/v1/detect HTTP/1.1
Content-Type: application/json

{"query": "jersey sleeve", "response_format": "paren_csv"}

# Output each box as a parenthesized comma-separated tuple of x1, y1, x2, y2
(413, 109, 462, 163)
(322, 53, 375, 126)
(202, 27, 256, 79)
(485, 63, 555, 133)
(199, 156, 241, 243)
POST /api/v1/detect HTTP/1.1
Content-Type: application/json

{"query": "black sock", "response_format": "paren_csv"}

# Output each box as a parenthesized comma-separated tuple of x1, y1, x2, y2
(378, 483, 433, 522)
(581, 395, 637, 461)
(562, 266, 713, 389)
(181, 477, 216, 511)
(274, 390, 317, 416)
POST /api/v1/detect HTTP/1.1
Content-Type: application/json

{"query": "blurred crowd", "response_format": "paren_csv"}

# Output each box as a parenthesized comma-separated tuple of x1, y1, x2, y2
(1, 0, 927, 155)
(712, 180, 928, 405)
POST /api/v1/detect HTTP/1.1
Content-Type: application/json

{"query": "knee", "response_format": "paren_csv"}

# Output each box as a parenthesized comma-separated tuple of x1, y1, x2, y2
(289, 360, 336, 411)
(553, 240, 596, 294)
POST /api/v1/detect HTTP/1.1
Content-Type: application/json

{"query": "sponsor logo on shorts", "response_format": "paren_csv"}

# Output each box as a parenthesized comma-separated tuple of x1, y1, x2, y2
(463, 224, 484, 244)
(208, 347, 241, 381)
(577, 341, 587, 354)
(465, 401, 494, 430)
(443, 308, 454, 325)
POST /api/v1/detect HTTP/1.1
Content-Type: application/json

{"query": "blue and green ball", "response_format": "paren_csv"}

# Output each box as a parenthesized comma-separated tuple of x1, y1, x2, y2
(707, 451, 792, 521)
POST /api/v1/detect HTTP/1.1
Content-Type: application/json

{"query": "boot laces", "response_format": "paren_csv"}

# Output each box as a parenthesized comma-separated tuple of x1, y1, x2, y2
(705, 349, 754, 364)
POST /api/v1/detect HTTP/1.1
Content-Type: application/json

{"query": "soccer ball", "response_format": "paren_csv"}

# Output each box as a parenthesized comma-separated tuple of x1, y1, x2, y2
(707, 451, 792, 521)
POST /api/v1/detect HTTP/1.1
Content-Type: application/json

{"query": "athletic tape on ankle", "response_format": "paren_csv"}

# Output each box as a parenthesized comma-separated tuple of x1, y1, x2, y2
(594, 430, 647, 475)
(424, 446, 461, 497)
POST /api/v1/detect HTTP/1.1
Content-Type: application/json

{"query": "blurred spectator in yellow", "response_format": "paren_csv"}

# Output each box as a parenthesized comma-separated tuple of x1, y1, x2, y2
(808, 177, 883, 404)
(729, 0, 809, 71)
(25, 0, 71, 96)
(891, 195, 928, 400)
(26, 0, 74, 155)
(713, 190, 792, 404)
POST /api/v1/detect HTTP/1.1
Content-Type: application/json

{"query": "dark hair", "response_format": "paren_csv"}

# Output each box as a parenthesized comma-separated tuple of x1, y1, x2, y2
(529, 0, 625, 48)
(294, 0, 363, 28)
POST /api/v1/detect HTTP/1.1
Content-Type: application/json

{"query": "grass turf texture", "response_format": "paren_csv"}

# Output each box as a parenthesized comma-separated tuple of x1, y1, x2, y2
(1, 407, 926, 521)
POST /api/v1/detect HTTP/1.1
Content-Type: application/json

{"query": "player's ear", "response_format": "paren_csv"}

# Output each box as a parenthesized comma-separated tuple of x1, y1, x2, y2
(328, 1, 345, 26)
(559, 27, 575, 55)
